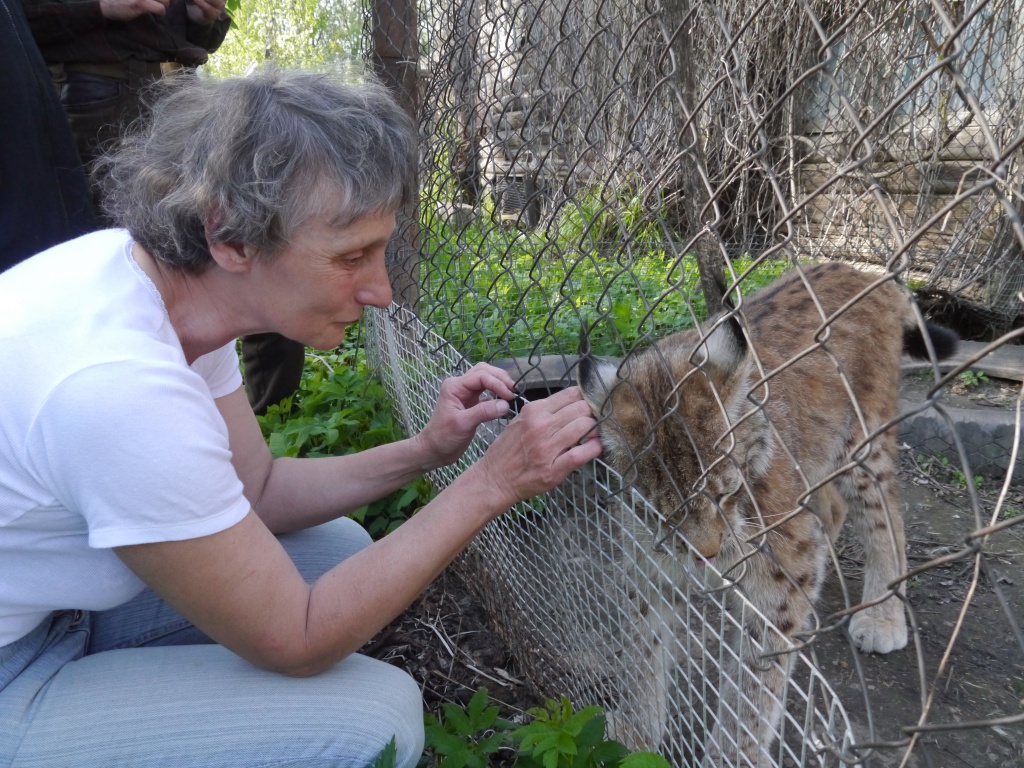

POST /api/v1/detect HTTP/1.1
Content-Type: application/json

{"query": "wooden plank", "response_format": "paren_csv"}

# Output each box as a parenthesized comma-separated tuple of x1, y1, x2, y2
(797, 161, 987, 196)
(800, 122, 999, 164)
(794, 192, 1002, 250)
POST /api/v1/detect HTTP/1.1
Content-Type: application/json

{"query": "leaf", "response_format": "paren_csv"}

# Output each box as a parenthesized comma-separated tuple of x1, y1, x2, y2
(394, 484, 421, 509)
(368, 737, 397, 768)
(441, 704, 473, 737)
(437, 752, 468, 768)
(426, 729, 470, 756)
(587, 739, 629, 766)
(574, 712, 607, 753)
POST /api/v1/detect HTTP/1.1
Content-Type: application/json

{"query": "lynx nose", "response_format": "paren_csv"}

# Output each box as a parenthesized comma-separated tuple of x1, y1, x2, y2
(689, 527, 723, 561)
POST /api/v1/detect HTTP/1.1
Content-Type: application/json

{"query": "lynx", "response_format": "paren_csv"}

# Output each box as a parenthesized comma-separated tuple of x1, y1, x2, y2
(577, 262, 957, 765)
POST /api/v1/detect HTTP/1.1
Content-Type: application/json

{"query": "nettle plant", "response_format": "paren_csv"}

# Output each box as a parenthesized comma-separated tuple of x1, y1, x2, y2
(421, 191, 790, 362)
(422, 687, 671, 768)
(254, 330, 433, 538)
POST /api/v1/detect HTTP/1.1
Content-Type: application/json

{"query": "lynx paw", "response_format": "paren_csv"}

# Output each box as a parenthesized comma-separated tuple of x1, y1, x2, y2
(849, 606, 907, 654)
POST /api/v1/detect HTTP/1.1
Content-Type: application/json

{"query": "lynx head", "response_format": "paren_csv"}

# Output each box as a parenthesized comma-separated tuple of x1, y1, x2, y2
(577, 315, 775, 560)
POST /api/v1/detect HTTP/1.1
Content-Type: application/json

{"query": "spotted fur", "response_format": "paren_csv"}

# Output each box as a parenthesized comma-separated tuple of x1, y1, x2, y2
(577, 263, 957, 764)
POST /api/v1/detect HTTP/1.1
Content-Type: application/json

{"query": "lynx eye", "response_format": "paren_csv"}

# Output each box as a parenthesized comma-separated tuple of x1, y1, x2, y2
(715, 485, 741, 510)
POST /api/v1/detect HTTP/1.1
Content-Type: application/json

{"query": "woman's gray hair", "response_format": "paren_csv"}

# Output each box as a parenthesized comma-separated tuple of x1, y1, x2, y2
(98, 66, 417, 274)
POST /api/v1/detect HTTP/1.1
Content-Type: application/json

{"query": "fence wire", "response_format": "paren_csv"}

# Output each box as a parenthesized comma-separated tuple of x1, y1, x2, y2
(363, 0, 1024, 765)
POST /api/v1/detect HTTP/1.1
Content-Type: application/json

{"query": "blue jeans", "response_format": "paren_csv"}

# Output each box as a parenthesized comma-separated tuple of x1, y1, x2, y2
(0, 518, 424, 767)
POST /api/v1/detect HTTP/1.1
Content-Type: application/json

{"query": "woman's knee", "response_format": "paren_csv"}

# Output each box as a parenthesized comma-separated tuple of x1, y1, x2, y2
(318, 654, 425, 768)
(376, 662, 425, 768)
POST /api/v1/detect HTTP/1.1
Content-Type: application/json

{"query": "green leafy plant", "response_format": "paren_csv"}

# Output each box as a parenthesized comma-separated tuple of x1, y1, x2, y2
(421, 191, 789, 363)
(424, 687, 515, 767)
(254, 329, 434, 538)
(957, 370, 990, 389)
(512, 697, 670, 768)
(371, 737, 398, 768)
(619, 754, 674, 768)
(915, 453, 984, 491)
(421, 689, 671, 768)
(512, 698, 627, 768)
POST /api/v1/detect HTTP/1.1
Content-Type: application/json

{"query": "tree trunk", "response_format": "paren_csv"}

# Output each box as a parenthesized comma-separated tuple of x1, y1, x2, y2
(662, 0, 726, 317)
(371, 0, 421, 312)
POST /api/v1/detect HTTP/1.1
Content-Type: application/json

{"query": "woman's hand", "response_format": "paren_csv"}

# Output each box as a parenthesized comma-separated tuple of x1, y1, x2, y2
(471, 386, 603, 512)
(413, 363, 518, 469)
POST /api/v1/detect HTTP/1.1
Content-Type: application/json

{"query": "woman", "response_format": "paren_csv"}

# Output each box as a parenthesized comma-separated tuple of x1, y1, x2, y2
(0, 67, 601, 767)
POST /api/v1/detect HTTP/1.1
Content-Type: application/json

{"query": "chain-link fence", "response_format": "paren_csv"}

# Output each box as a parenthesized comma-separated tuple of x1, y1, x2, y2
(363, 0, 1024, 765)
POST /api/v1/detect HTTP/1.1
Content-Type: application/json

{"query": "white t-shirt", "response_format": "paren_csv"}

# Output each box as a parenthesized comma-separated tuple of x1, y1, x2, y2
(0, 230, 251, 647)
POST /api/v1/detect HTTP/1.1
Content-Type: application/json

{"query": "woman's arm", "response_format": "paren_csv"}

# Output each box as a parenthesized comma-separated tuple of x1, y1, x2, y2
(222, 362, 521, 533)
(115, 386, 601, 676)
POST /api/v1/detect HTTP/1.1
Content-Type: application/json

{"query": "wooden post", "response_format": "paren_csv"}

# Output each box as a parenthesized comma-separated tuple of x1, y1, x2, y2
(371, 0, 421, 312)
(662, 0, 726, 318)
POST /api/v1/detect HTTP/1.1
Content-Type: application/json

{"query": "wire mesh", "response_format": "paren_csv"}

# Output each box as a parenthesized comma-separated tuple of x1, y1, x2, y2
(367, 306, 860, 765)
(363, 0, 1024, 764)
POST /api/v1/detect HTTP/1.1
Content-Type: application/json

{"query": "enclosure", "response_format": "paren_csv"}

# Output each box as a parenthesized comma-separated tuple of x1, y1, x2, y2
(360, 0, 1024, 765)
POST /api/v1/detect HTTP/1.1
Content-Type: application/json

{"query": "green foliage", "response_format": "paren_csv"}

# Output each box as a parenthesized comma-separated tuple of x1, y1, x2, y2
(203, 0, 364, 77)
(422, 188, 789, 362)
(957, 370, 990, 389)
(915, 453, 984, 491)
(370, 737, 399, 768)
(424, 688, 515, 768)
(1001, 505, 1024, 520)
(422, 688, 670, 768)
(255, 331, 433, 538)
(619, 754, 673, 768)
(512, 698, 629, 768)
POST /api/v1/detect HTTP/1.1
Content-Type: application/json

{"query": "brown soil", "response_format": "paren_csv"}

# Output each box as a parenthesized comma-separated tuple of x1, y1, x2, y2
(812, 456, 1024, 767)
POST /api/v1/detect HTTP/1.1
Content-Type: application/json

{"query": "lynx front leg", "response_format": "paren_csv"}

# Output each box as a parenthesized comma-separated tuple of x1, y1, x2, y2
(701, 614, 793, 768)
(838, 441, 908, 654)
(604, 596, 680, 752)
(701, 546, 827, 768)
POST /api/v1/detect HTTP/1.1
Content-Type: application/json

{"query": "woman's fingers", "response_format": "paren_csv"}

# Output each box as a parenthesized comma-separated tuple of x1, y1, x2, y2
(448, 364, 516, 404)
(479, 386, 602, 505)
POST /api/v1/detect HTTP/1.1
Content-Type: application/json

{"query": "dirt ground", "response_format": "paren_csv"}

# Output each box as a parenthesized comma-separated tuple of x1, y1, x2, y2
(813, 457, 1024, 768)
(364, 567, 541, 767)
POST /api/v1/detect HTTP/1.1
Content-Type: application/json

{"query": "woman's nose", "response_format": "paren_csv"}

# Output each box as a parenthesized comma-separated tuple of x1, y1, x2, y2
(357, 253, 393, 309)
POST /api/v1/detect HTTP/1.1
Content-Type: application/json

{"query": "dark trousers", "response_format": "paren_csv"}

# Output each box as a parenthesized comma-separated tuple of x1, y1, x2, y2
(240, 333, 307, 415)
(52, 61, 175, 224)
(0, 0, 95, 270)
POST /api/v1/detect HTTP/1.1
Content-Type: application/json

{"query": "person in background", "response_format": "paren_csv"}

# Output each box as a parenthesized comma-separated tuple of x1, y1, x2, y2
(21, 0, 231, 177)
(0, 67, 602, 767)
(1, 0, 95, 271)
(21, 0, 307, 413)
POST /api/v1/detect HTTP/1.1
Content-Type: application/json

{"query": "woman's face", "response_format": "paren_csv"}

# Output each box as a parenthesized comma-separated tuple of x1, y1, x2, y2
(249, 210, 396, 350)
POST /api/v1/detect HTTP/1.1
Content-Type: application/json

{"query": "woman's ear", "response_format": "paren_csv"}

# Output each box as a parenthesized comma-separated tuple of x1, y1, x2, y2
(207, 240, 252, 273)
(205, 214, 252, 273)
